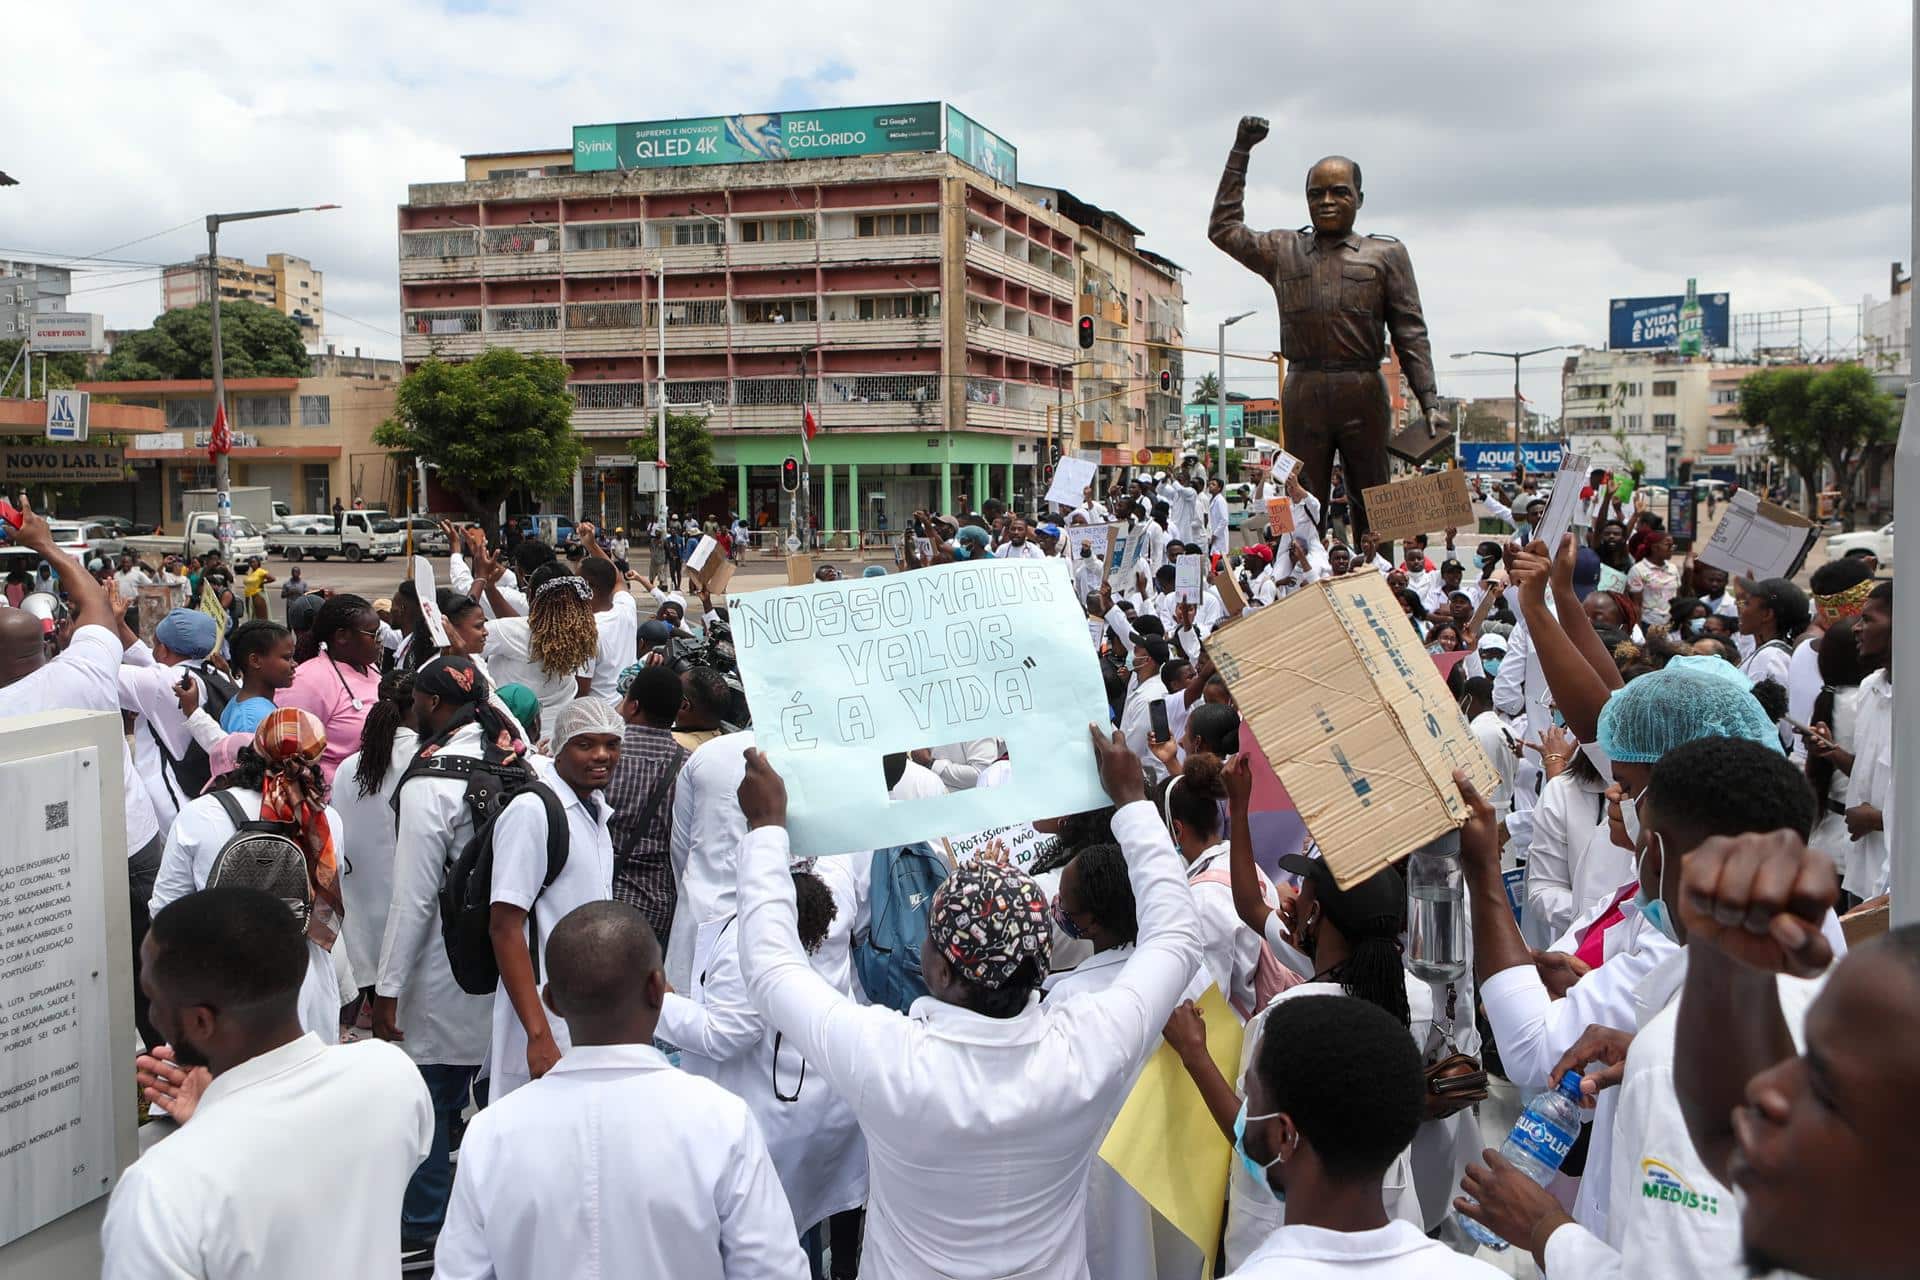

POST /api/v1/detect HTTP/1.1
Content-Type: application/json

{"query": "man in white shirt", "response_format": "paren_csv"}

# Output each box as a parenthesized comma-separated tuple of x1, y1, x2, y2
(1204, 477, 1232, 560)
(436, 900, 807, 1280)
(488, 698, 621, 1100)
(576, 532, 638, 701)
(666, 729, 755, 991)
(732, 731, 1201, 1280)
(118, 607, 221, 829)
(372, 656, 500, 1261)
(1835, 582, 1893, 897)
(994, 515, 1047, 559)
(103, 887, 432, 1280)
(1117, 634, 1172, 783)
(1460, 677, 1516, 818)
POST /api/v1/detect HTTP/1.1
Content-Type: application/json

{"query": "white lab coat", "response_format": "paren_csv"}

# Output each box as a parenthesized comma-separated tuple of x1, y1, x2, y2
(1843, 670, 1894, 897)
(659, 912, 869, 1233)
(1522, 770, 1625, 948)
(1222, 979, 1432, 1271)
(929, 736, 1002, 791)
(150, 790, 343, 1043)
(488, 755, 614, 1100)
(891, 759, 948, 801)
(374, 722, 493, 1067)
(1206, 492, 1231, 558)
(484, 616, 588, 722)
(1184, 842, 1277, 1019)
(590, 589, 639, 701)
(1227, 1220, 1506, 1278)
(101, 1035, 431, 1280)
(1810, 685, 1866, 894)
(434, 1043, 808, 1280)
(735, 801, 1203, 1280)
(1119, 674, 1170, 784)
(666, 729, 754, 991)
(334, 729, 418, 993)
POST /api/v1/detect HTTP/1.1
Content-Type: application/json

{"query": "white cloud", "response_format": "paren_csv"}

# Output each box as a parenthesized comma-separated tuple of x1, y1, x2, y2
(5, 0, 1906, 413)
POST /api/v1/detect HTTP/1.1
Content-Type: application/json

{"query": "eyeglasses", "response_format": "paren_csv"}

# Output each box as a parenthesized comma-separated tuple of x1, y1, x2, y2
(351, 625, 381, 640)
(771, 1031, 808, 1103)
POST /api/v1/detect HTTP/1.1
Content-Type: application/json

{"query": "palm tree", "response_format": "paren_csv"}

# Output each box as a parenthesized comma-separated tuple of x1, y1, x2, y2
(1192, 373, 1221, 405)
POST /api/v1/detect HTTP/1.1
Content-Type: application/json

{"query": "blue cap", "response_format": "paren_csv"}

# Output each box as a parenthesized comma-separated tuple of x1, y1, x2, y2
(1571, 548, 1602, 601)
(861, 564, 887, 578)
(154, 608, 217, 659)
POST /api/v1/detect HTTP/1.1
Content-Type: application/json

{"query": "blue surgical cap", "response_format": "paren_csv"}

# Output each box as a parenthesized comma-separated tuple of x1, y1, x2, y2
(155, 608, 217, 659)
(1597, 662, 1783, 764)
(954, 525, 992, 560)
(862, 564, 887, 578)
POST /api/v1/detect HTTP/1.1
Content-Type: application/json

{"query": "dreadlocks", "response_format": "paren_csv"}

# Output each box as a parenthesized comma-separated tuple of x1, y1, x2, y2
(528, 575, 599, 679)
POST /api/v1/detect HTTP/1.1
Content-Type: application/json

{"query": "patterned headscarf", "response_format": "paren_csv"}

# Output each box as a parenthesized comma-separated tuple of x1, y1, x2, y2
(251, 708, 342, 951)
(928, 861, 1052, 990)
(533, 575, 592, 604)
(1816, 577, 1874, 620)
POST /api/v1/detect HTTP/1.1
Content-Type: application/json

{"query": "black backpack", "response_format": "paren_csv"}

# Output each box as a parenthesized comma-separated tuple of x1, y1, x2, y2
(150, 663, 239, 805)
(205, 790, 313, 929)
(396, 751, 570, 996)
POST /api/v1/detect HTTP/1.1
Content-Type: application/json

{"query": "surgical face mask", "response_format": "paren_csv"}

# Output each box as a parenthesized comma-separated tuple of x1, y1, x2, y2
(1482, 655, 1503, 677)
(1686, 617, 1705, 637)
(1633, 826, 1679, 943)
(1233, 1100, 1285, 1191)
(1051, 896, 1089, 941)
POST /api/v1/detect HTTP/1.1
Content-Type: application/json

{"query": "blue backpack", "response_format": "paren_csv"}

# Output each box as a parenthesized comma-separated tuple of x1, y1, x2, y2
(854, 842, 949, 1013)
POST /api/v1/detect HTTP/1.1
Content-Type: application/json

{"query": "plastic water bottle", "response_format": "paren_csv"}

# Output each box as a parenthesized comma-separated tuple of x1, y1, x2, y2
(1456, 1069, 1585, 1249)
(1406, 830, 1467, 982)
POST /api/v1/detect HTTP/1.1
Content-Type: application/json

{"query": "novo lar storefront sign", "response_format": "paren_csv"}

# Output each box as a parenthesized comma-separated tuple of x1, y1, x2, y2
(3, 446, 127, 485)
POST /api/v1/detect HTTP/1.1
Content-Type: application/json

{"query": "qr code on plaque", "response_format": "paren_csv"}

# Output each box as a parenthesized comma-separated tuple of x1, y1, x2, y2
(44, 802, 68, 832)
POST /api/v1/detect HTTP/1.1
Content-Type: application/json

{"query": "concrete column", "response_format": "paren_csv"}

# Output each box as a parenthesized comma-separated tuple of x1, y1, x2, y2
(736, 464, 748, 523)
(940, 459, 952, 516)
(848, 462, 860, 545)
(972, 462, 985, 510)
(822, 463, 835, 547)
(1004, 462, 1015, 510)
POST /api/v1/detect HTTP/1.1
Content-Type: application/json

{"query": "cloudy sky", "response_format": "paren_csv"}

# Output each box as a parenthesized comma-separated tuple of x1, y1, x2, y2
(3, 0, 1907, 412)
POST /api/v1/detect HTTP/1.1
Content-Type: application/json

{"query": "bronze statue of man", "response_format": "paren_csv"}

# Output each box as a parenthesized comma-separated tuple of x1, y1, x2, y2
(1209, 115, 1447, 542)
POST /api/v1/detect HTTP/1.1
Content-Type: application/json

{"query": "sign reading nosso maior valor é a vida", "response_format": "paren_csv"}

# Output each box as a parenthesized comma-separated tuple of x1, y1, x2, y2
(2, 447, 127, 484)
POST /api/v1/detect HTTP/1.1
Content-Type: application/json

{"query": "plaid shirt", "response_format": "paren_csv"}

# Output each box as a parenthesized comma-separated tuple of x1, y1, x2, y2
(605, 722, 687, 945)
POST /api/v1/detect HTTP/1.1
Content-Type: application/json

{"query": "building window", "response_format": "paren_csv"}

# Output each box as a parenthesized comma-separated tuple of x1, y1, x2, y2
(855, 211, 937, 237)
(1652, 380, 1677, 396)
(1716, 429, 1737, 445)
(568, 222, 643, 251)
(739, 217, 814, 243)
(1568, 383, 1609, 400)
(1620, 414, 1642, 430)
(1569, 415, 1611, 431)
(670, 222, 725, 246)
(853, 294, 937, 321)
(235, 396, 291, 427)
(299, 395, 331, 426)
(165, 398, 216, 430)
(739, 297, 816, 323)
(1617, 382, 1642, 398)
(1712, 387, 1742, 404)
(1652, 413, 1676, 429)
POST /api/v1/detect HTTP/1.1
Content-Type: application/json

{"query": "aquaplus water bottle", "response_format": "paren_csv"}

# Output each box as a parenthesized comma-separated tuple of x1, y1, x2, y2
(1456, 1069, 1584, 1249)
(1406, 830, 1467, 983)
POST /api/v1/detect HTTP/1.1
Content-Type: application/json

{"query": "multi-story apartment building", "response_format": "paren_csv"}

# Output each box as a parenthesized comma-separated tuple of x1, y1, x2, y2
(396, 104, 1184, 537)
(1560, 347, 1711, 479)
(162, 252, 326, 349)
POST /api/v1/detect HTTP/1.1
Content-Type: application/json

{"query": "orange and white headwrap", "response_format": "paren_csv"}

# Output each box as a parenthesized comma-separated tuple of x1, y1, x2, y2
(252, 707, 342, 951)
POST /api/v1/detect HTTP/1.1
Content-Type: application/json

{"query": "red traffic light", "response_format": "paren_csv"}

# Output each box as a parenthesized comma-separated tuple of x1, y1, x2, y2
(780, 456, 799, 493)
(1077, 316, 1095, 350)
(1158, 369, 1172, 392)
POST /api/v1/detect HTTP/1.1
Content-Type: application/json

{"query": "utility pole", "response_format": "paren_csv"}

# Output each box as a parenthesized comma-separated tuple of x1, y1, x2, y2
(205, 203, 338, 558)
(1218, 310, 1254, 480)
(1451, 346, 1570, 479)
(656, 257, 668, 530)
(1890, 0, 1918, 925)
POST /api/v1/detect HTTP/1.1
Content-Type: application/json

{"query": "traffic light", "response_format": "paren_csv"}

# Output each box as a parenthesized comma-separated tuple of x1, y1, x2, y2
(1077, 315, 1095, 350)
(780, 456, 799, 493)
(1158, 369, 1172, 392)
(1050, 445, 1063, 465)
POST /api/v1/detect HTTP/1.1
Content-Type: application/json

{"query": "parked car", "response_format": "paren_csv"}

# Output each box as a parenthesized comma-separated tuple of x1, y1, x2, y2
(46, 520, 123, 560)
(1824, 521, 1894, 571)
(265, 514, 334, 553)
(82, 514, 157, 539)
(394, 516, 452, 555)
(278, 509, 406, 562)
(124, 514, 268, 563)
(503, 513, 577, 547)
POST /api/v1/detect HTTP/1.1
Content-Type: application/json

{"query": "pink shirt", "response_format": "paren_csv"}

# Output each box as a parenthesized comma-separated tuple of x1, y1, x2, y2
(281, 652, 382, 784)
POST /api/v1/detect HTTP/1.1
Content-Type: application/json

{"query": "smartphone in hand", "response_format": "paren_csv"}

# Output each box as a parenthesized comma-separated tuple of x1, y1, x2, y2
(1148, 697, 1171, 744)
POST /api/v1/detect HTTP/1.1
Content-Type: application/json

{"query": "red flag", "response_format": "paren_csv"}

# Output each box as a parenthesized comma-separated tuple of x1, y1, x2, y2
(803, 403, 818, 441)
(207, 402, 231, 461)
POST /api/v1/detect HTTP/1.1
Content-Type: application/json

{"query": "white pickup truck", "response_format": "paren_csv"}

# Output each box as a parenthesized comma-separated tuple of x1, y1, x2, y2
(277, 509, 406, 562)
(123, 512, 269, 562)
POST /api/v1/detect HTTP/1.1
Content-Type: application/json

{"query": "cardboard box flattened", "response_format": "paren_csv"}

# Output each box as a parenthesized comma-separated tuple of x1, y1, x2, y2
(1206, 570, 1500, 888)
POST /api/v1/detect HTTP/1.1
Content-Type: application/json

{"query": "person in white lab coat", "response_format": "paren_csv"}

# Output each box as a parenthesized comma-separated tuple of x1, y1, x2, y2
(371, 656, 504, 1259)
(104, 887, 432, 1280)
(148, 707, 347, 1045)
(481, 567, 599, 721)
(1218, 996, 1505, 1278)
(578, 542, 639, 701)
(487, 697, 622, 1100)
(334, 669, 419, 1003)
(118, 607, 222, 829)
(732, 729, 1202, 1280)
(1117, 634, 1172, 783)
(659, 866, 869, 1246)
(436, 901, 808, 1280)
(1204, 478, 1232, 560)
(667, 728, 755, 991)
(1165, 755, 1277, 1019)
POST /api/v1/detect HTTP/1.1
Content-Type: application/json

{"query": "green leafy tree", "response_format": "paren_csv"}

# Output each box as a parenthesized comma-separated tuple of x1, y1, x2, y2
(0, 341, 89, 396)
(628, 410, 722, 513)
(1738, 362, 1898, 528)
(97, 301, 310, 381)
(1191, 372, 1222, 404)
(375, 350, 582, 517)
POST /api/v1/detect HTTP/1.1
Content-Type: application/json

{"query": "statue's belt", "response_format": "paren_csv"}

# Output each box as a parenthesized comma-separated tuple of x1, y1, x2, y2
(1285, 359, 1382, 374)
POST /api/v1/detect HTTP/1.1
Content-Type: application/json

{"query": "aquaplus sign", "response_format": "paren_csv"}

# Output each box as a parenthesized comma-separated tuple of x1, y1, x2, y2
(574, 104, 942, 172)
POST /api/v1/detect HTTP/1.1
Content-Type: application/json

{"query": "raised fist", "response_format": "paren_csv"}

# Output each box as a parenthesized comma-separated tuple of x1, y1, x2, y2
(1236, 115, 1271, 149)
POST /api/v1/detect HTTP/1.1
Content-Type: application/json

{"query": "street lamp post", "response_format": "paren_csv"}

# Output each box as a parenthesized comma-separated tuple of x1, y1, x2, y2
(1449, 346, 1571, 479)
(207, 204, 338, 558)
(1218, 310, 1255, 480)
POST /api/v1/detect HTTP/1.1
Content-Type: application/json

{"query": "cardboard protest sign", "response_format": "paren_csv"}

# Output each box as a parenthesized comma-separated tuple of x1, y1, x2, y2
(1266, 497, 1294, 536)
(947, 822, 1062, 872)
(135, 585, 172, 646)
(1531, 451, 1590, 551)
(1269, 450, 1301, 488)
(1359, 468, 1474, 542)
(729, 558, 1112, 856)
(686, 535, 734, 593)
(1106, 526, 1143, 590)
(413, 555, 450, 648)
(1206, 568, 1501, 887)
(1044, 455, 1098, 510)
(785, 554, 814, 586)
(1174, 554, 1206, 605)
(1698, 489, 1820, 582)
(1212, 569, 1247, 618)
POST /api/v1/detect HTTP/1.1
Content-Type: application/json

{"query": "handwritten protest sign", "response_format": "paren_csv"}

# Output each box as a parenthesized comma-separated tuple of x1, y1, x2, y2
(1698, 489, 1819, 582)
(1266, 497, 1294, 536)
(1175, 554, 1206, 605)
(413, 555, 450, 648)
(1044, 455, 1098, 509)
(1532, 451, 1590, 550)
(730, 558, 1112, 855)
(1207, 568, 1500, 887)
(1106, 526, 1143, 589)
(1269, 450, 1301, 487)
(948, 822, 1061, 872)
(1359, 468, 1474, 542)
(1063, 523, 1116, 604)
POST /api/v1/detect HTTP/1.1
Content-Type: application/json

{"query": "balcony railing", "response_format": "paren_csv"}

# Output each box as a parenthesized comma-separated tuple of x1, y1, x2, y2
(487, 306, 560, 332)
(567, 301, 648, 332)
(482, 225, 561, 256)
(404, 308, 482, 336)
(401, 230, 479, 259)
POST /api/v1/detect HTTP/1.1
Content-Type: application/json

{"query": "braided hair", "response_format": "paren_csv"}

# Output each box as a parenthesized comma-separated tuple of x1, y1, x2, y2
(301, 593, 374, 664)
(526, 569, 599, 678)
(354, 669, 417, 798)
(1069, 843, 1137, 945)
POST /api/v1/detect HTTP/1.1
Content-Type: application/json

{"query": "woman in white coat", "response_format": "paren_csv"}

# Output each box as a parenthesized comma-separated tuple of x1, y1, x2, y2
(149, 707, 346, 1043)
(333, 670, 418, 1004)
(1522, 746, 1627, 948)
(657, 866, 868, 1249)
